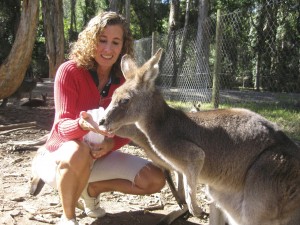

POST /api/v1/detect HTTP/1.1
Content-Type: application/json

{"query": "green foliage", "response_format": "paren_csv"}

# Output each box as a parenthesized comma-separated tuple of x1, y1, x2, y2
(32, 17, 48, 77)
(73, 0, 108, 30)
(130, 0, 169, 39)
(0, 0, 20, 64)
(0, 0, 299, 90)
(209, 0, 300, 92)
(212, 0, 254, 12)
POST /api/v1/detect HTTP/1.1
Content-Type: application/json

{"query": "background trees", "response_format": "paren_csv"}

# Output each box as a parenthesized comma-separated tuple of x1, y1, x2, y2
(0, 0, 299, 101)
(42, 0, 65, 78)
(0, 0, 39, 99)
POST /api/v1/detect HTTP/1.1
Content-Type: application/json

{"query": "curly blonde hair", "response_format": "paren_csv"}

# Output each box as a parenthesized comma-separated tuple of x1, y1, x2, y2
(69, 11, 134, 77)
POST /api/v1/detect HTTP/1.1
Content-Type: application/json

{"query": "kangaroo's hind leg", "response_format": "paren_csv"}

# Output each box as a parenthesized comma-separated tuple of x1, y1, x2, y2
(209, 203, 228, 225)
(242, 146, 300, 225)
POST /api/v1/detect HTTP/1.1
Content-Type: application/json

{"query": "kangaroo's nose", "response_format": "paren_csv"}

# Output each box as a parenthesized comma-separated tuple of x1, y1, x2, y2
(99, 119, 105, 126)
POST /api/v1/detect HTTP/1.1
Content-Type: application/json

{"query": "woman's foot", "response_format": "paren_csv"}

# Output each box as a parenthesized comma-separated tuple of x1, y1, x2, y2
(79, 185, 106, 218)
(57, 216, 80, 225)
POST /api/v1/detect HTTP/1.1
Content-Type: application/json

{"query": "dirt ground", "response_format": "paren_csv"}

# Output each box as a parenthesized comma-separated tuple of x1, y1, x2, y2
(0, 81, 210, 225)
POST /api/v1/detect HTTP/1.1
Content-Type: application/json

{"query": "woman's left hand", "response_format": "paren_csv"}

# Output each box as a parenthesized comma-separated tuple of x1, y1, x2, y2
(90, 137, 115, 159)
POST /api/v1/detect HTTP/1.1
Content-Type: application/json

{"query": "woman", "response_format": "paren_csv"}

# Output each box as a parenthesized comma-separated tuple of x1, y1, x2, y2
(35, 11, 165, 225)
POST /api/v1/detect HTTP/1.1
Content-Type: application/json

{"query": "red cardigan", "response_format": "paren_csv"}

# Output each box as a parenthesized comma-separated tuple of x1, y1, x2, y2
(45, 60, 129, 152)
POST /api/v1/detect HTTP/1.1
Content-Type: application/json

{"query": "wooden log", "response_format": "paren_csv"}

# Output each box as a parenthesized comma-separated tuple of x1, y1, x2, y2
(0, 126, 36, 135)
(0, 122, 37, 131)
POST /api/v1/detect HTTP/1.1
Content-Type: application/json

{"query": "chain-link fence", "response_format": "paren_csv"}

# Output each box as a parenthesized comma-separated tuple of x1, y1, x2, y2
(134, 0, 300, 108)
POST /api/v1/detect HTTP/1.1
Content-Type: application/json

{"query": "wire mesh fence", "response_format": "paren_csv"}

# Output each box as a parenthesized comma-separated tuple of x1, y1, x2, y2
(134, 0, 300, 108)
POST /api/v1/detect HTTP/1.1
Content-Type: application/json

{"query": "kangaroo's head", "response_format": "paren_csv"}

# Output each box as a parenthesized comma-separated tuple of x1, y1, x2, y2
(100, 48, 163, 133)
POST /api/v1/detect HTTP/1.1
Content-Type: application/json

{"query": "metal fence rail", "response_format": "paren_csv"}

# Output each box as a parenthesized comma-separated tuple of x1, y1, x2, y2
(134, 0, 300, 108)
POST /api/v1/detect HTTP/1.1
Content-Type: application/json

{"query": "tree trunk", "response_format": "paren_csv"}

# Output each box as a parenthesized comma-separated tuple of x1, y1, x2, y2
(69, 0, 78, 42)
(167, 0, 180, 87)
(42, 0, 65, 78)
(177, 0, 191, 76)
(195, 0, 210, 89)
(83, 0, 96, 26)
(109, 0, 119, 12)
(0, 0, 39, 100)
(254, 6, 267, 91)
(212, 9, 222, 109)
(149, 0, 155, 35)
(263, 4, 278, 91)
(125, 0, 130, 25)
(168, 0, 179, 34)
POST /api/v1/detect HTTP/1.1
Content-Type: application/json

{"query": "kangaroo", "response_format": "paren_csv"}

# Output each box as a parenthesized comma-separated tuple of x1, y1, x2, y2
(0, 66, 42, 107)
(21, 93, 47, 107)
(99, 48, 300, 225)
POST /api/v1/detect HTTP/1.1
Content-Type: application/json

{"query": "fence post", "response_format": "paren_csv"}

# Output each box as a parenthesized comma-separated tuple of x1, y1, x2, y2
(212, 9, 222, 109)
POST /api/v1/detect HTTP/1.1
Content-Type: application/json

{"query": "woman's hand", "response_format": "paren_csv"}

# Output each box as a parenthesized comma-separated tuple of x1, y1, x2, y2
(89, 137, 115, 159)
(79, 111, 114, 137)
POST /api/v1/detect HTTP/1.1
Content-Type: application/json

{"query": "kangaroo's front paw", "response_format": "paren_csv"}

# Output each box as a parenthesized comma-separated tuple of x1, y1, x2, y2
(191, 208, 209, 219)
(188, 204, 208, 219)
(199, 211, 209, 220)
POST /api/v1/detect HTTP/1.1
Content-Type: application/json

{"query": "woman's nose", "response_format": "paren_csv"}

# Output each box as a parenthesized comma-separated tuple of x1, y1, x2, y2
(103, 43, 113, 52)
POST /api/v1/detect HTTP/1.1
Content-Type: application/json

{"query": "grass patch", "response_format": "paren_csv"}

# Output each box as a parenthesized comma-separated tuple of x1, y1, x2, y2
(167, 100, 300, 141)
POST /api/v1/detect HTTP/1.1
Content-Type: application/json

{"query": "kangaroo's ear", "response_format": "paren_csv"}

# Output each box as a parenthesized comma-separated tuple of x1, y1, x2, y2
(142, 48, 163, 85)
(121, 54, 138, 80)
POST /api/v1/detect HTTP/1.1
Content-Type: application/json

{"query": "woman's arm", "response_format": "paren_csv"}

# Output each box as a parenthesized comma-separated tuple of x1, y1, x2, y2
(53, 62, 91, 141)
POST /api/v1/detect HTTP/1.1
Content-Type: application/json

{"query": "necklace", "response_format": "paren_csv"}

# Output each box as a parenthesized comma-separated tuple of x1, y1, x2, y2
(98, 77, 112, 97)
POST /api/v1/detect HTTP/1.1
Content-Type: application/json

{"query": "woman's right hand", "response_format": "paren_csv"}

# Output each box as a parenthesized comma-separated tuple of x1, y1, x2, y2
(79, 111, 114, 137)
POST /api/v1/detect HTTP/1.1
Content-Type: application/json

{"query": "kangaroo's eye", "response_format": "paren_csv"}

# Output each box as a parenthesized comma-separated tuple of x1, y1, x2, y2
(120, 98, 129, 105)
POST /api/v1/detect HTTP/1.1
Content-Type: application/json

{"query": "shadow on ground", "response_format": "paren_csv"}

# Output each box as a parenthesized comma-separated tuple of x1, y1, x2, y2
(90, 211, 199, 225)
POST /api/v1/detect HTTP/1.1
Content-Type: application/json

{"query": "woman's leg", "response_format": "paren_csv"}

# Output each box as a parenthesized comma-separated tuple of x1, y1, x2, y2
(89, 163, 165, 196)
(55, 141, 93, 220)
(87, 151, 166, 197)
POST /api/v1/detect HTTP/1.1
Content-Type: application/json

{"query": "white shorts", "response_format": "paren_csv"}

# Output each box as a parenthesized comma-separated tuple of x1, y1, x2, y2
(33, 146, 149, 189)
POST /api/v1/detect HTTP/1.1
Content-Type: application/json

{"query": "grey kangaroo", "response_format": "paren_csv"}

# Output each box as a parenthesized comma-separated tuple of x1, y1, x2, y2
(0, 65, 41, 107)
(99, 48, 300, 225)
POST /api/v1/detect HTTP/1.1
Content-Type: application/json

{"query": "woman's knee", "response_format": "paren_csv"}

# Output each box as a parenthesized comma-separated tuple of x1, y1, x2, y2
(135, 163, 166, 194)
(56, 141, 92, 172)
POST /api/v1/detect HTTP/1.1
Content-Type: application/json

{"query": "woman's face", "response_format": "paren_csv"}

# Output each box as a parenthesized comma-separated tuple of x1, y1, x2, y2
(94, 24, 124, 69)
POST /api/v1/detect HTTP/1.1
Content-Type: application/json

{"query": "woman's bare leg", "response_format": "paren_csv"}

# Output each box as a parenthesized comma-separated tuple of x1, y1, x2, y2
(88, 163, 165, 197)
(56, 141, 93, 220)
